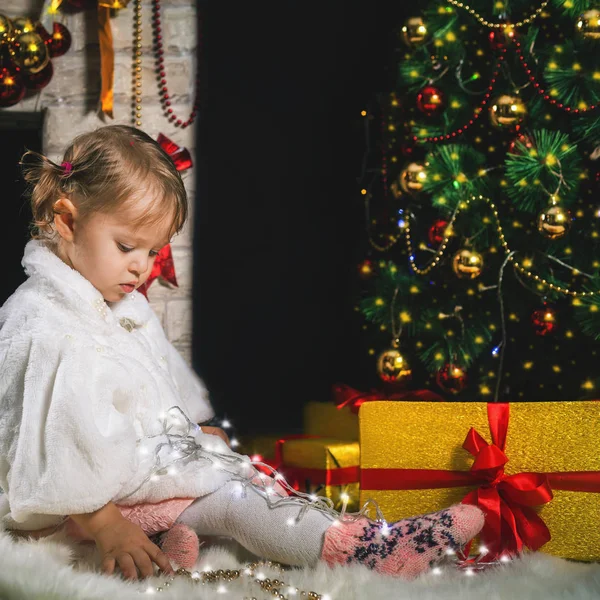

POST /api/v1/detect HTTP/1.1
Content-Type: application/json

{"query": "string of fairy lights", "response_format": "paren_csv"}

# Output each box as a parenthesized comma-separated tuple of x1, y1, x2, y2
(137, 408, 503, 595)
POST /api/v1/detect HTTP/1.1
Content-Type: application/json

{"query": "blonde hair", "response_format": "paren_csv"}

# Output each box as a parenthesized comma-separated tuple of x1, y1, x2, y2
(21, 125, 188, 245)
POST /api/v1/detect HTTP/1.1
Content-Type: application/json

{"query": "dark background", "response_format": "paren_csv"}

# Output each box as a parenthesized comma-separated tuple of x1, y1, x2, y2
(194, 1, 410, 434)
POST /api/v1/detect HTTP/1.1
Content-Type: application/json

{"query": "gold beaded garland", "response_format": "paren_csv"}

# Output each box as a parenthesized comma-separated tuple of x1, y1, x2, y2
(404, 195, 599, 297)
(444, 0, 549, 29)
(132, 0, 142, 127)
(152, 562, 325, 599)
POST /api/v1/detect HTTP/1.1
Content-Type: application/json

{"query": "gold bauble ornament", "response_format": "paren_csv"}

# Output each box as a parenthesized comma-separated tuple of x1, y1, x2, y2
(12, 17, 35, 37)
(376, 348, 412, 384)
(0, 14, 13, 46)
(399, 162, 427, 194)
(452, 248, 484, 279)
(576, 9, 600, 40)
(537, 204, 572, 240)
(489, 94, 527, 128)
(400, 17, 428, 47)
(10, 32, 49, 74)
(98, 0, 131, 7)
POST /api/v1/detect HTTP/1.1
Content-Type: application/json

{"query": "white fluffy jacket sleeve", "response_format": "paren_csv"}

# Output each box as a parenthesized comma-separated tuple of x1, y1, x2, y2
(1, 331, 138, 523)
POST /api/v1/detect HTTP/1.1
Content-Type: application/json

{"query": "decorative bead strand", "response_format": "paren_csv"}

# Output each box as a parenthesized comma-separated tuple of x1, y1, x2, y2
(404, 195, 599, 297)
(152, 562, 325, 599)
(513, 40, 600, 114)
(445, 0, 549, 28)
(413, 50, 506, 144)
(151, 0, 199, 128)
(131, 0, 142, 127)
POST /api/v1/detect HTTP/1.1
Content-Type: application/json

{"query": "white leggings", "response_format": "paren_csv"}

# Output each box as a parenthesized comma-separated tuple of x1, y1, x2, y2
(176, 481, 335, 566)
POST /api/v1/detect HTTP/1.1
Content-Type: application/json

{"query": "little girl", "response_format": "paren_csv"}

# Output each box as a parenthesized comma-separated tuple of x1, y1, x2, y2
(0, 125, 484, 582)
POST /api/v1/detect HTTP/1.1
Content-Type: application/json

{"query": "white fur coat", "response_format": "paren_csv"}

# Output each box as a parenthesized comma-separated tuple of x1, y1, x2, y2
(0, 240, 240, 532)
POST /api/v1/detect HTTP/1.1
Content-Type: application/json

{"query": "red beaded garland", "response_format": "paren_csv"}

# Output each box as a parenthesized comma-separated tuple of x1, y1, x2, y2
(413, 50, 507, 144)
(513, 40, 599, 113)
(152, 0, 200, 128)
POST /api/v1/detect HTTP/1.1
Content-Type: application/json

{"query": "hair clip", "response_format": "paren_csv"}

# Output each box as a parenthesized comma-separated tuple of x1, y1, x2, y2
(61, 161, 73, 177)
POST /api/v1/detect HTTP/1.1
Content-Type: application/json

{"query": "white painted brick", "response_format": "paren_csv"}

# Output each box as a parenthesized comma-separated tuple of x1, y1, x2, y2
(165, 298, 192, 345)
(111, 5, 196, 54)
(44, 102, 196, 155)
(0, 0, 43, 17)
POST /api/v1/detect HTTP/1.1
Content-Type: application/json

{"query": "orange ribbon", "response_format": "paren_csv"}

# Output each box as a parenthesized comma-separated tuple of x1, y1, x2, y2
(98, 5, 114, 117)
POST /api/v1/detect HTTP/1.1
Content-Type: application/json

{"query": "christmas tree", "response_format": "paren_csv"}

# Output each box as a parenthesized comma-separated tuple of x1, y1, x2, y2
(358, 1, 600, 401)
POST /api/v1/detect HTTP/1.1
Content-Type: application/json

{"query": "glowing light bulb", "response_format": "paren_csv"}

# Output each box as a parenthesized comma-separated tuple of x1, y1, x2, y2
(479, 545, 488, 555)
(464, 568, 474, 576)
(217, 585, 227, 593)
(251, 454, 263, 462)
(256, 572, 266, 580)
(432, 567, 442, 575)
(230, 438, 239, 448)
(288, 587, 297, 596)
(286, 517, 296, 526)
(445, 548, 455, 555)
(221, 419, 231, 428)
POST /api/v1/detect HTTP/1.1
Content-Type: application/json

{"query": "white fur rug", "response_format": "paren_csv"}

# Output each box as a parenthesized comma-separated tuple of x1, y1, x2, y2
(1, 528, 599, 600)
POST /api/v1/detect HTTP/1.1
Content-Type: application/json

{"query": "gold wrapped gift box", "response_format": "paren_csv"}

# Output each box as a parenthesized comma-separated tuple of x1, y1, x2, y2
(303, 402, 359, 441)
(359, 401, 600, 561)
(278, 437, 360, 512)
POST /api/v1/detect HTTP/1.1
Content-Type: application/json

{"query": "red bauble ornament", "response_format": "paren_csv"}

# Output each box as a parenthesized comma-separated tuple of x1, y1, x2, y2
(428, 219, 449, 246)
(358, 259, 375, 280)
(0, 68, 25, 107)
(531, 307, 557, 336)
(508, 133, 534, 155)
(416, 85, 445, 116)
(49, 22, 72, 58)
(436, 363, 467, 395)
(21, 60, 53, 91)
(35, 23, 52, 45)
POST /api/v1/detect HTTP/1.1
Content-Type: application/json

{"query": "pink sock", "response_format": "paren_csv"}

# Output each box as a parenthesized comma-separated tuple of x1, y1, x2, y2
(159, 524, 201, 569)
(321, 504, 484, 579)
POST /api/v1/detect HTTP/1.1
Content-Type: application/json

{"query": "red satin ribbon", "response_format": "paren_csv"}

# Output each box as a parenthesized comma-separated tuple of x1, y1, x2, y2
(272, 435, 359, 488)
(333, 383, 444, 414)
(360, 402, 600, 559)
(157, 133, 193, 172)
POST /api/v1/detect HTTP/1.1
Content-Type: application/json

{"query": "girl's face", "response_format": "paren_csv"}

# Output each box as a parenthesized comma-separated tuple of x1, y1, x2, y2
(56, 197, 173, 303)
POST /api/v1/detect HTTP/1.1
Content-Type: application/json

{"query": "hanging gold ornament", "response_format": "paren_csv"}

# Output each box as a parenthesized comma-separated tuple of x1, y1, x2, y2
(0, 14, 13, 46)
(400, 17, 428, 47)
(452, 248, 484, 279)
(576, 9, 600, 40)
(489, 94, 527, 128)
(537, 204, 572, 240)
(12, 17, 35, 37)
(98, 0, 131, 7)
(10, 32, 49, 74)
(376, 348, 412, 384)
(399, 162, 427, 194)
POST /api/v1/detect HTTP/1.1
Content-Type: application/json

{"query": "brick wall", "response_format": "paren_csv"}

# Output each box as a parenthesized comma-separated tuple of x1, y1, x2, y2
(3, 0, 197, 364)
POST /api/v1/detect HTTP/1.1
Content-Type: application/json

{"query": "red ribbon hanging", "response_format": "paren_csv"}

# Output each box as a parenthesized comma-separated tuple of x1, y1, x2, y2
(360, 402, 600, 559)
(157, 133, 193, 172)
(333, 383, 444, 414)
(137, 244, 179, 299)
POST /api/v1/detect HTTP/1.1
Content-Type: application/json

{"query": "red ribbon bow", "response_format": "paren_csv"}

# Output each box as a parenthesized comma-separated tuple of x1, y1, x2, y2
(333, 383, 444, 414)
(460, 404, 553, 558)
(157, 133, 193, 172)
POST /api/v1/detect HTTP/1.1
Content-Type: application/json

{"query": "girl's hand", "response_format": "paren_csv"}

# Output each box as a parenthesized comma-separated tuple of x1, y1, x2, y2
(200, 425, 230, 447)
(94, 518, 173, 580)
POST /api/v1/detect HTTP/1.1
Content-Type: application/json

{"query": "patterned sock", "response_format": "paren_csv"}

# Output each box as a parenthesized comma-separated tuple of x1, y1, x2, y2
(321, 504, 484, 579)
(158, 524, 201, 569)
